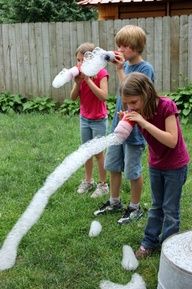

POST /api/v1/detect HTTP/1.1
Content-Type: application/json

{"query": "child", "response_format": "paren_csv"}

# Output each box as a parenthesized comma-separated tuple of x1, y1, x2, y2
(70, 42, 109, 197)
(94, 25, 154, 225)
(120, 72, 189, 258)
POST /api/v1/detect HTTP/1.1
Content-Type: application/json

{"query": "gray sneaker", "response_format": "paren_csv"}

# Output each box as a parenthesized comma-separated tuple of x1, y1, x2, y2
(94, 200, 123, 216)
(117, 206, 143, 225)
(77, 180, 95, 194)
(91, 182, 109, 198)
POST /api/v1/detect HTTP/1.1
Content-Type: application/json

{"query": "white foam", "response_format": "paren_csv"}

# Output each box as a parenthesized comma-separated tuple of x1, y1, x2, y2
(52, 47, 115, 87)
(121, 245, 139, 271)
(89, 220, 102, 237)
(100, 273, 146, 289)
(0, 133, 122, 270)
(0, 119, 136, 271)
(81, 47, 115, 76)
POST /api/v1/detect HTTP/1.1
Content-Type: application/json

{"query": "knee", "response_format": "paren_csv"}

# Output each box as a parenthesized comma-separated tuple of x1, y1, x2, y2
(148, 207, 163, 218)
(164, 209, 179, 221)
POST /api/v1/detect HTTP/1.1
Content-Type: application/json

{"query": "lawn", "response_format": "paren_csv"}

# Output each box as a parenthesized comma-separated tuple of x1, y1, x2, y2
(0, 113, 191, 289)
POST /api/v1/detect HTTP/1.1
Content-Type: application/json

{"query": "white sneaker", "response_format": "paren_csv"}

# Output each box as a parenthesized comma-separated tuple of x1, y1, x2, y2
(91, 182, 109, 198)
(77, 180, 95, 194)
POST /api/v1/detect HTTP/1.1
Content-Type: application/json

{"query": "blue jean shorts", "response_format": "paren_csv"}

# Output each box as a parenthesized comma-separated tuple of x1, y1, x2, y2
(80, 116, 108, 144)
(104, 142, 145, 180)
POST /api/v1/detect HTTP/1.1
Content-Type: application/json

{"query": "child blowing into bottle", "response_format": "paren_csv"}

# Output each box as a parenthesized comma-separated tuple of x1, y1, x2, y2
(120, 72, 189, 258)
(94, 25, 154, 225)
(70, 42, 109, 198)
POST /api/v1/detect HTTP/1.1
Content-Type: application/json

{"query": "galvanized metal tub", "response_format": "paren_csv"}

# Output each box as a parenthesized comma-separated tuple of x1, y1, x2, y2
(157, 231, 192, 289)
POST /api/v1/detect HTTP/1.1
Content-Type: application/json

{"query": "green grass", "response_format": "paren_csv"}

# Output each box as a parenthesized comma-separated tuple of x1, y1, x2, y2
(0, 113, 191, 289)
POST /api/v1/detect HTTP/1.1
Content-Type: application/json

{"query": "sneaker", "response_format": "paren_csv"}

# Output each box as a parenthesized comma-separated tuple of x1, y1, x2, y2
(94, 200, 123, 216)
(91, 182, 109, 198)
(77, 180, 95, 194)
(117, 206, 143, 225)
(135, 246, 154, 259)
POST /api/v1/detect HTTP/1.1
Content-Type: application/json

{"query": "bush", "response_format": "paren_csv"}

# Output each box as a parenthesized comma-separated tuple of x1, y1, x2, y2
(0, 92, 25, 113)
(167, 83, 192, 124)
(2, 85, 192, 124)
(0, 91, 117, 119)
(0, 92, 57, 113)
(58, 99, 80, 116)
(22, 96, 56, 113)
(0, 0, 97, 23)
(107, 96, 116, 119)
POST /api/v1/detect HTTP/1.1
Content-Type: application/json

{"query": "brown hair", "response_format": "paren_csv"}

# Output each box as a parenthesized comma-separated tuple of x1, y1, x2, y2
(120, 72, 158, 119)
(75, 42, 95, 56)
(115, 25, 146, 54)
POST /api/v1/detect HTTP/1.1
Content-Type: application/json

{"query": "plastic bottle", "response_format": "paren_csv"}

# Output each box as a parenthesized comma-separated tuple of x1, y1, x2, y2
(114, 113, 135, 142)
(52, 66, 79, 88)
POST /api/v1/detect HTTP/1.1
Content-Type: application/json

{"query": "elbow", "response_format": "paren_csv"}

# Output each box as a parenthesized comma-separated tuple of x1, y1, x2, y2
(166, 133, 178, 149)
(169, 143, 177, 149)
(102, 92, 108, 101)
(70, 93, 77, 101)
(169, 139, 178, 149)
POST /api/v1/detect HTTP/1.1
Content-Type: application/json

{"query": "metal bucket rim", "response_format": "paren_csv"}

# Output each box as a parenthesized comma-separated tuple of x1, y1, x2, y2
(161, 230, 192, 275)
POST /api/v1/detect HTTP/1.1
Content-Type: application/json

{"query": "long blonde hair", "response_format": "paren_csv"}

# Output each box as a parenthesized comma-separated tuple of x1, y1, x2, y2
(120, 72, 158, 119)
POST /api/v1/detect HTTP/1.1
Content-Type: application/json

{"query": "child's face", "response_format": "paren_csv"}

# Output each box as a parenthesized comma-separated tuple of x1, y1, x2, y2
(122, 95, 143, 112)
(76, 52, 84, 68)
(117, 45, 138, 61)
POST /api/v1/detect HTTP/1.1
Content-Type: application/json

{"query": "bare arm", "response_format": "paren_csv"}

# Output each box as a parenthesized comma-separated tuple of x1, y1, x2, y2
(127, 112, 178, 148)
(84, 76, 108, 101)
(70, 74, 83, 100)
(70, 82, 80, 100)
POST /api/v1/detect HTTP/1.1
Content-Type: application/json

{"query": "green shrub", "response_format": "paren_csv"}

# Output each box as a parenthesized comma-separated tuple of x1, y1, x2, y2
(107, 96, 116, 119)
(2, 84, 192, 124)
(167, 83, 192, 124)
(0, 91, 25, 113)
(58, 99, 80, 115)
(0, 91, 117, 118)
(22, 96, 56, 113)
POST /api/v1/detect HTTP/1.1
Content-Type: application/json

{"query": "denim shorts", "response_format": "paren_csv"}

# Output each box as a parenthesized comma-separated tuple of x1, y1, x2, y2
(104, 142, 145, 180)
(80, 115, 108, 144)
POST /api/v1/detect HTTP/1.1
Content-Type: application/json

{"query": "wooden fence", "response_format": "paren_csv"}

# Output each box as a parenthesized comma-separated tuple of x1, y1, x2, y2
(0, 15, 192, 102)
